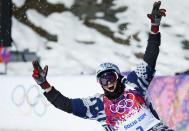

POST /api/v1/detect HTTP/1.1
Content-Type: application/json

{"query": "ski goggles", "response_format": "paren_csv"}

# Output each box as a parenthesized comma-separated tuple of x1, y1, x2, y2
(98, 72, 118, 86)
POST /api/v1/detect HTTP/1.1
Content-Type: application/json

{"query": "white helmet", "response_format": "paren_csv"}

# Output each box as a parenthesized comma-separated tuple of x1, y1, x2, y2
(96, 62, 121, 79)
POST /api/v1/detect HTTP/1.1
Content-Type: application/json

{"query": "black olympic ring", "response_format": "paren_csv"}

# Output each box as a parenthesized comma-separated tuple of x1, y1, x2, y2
(110, 93, 135, 114)
(11, 84, 49, 116)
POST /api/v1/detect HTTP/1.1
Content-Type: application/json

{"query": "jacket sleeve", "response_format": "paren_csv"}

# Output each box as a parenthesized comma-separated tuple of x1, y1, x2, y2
(143, 32, 161, 69)
(44, 87, 73, 113)
(44, 88, 105, 121)
(127, 61, 155, 92)
(126, 33, 161, 92)
(71, 94, 105, 120)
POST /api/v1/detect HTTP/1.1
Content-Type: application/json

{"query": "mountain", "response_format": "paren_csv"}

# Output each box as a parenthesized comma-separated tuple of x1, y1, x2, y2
(9, 0, 189, 76)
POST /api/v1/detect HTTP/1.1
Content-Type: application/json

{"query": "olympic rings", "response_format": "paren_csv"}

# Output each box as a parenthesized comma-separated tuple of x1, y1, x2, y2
(110, 93, 135, 114)
(11, 84, 49, 117)
(11, 85, 26, 107)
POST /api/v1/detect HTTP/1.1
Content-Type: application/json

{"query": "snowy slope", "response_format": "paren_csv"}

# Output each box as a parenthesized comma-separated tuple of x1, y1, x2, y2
(9, 0, 189, 76)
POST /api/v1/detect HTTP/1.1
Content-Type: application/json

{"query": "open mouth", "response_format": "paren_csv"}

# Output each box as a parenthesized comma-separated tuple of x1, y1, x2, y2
(102, 83, 117, 92)
(108, 85, 115, 91)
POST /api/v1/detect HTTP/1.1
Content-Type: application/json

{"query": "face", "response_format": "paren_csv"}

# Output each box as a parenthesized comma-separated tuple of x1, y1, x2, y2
(102, 81, 118, 92)
(98, 72, 118, 92)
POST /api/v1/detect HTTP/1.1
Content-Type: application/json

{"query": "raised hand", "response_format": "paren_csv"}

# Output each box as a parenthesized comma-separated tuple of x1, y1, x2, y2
(147, 1, 166, 33)
(32, 60, 50, 89)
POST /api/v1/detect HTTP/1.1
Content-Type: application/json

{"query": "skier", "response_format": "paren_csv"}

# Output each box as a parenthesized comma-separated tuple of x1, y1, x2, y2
(32, 1, 173, 131)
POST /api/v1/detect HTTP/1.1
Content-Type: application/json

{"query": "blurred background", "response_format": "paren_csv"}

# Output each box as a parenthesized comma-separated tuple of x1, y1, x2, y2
(0, 0, 189, 130)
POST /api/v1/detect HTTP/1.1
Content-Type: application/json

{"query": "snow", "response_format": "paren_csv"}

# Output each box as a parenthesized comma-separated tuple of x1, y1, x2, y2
(47, 0, 75, 8)
(12, 0, 26, 7)
(0, 75, 104, 131)
(9, 0, 189, 76)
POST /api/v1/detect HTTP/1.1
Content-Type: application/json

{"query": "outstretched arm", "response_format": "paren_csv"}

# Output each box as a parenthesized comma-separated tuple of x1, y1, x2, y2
(32, 60, 72, 113)
(32, 60, 103, 120)
(143, 1, 166, 69)
(126, 1, 166, 90)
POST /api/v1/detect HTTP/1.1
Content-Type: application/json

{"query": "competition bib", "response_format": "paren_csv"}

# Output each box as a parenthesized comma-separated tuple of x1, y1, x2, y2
(118, 108, 160, 131)
(103, 90, 160, 131)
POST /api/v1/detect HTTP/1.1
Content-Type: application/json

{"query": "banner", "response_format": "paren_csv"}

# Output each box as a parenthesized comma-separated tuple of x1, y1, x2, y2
(149, 75, 189, 130)
(0, 47, 10, 63)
